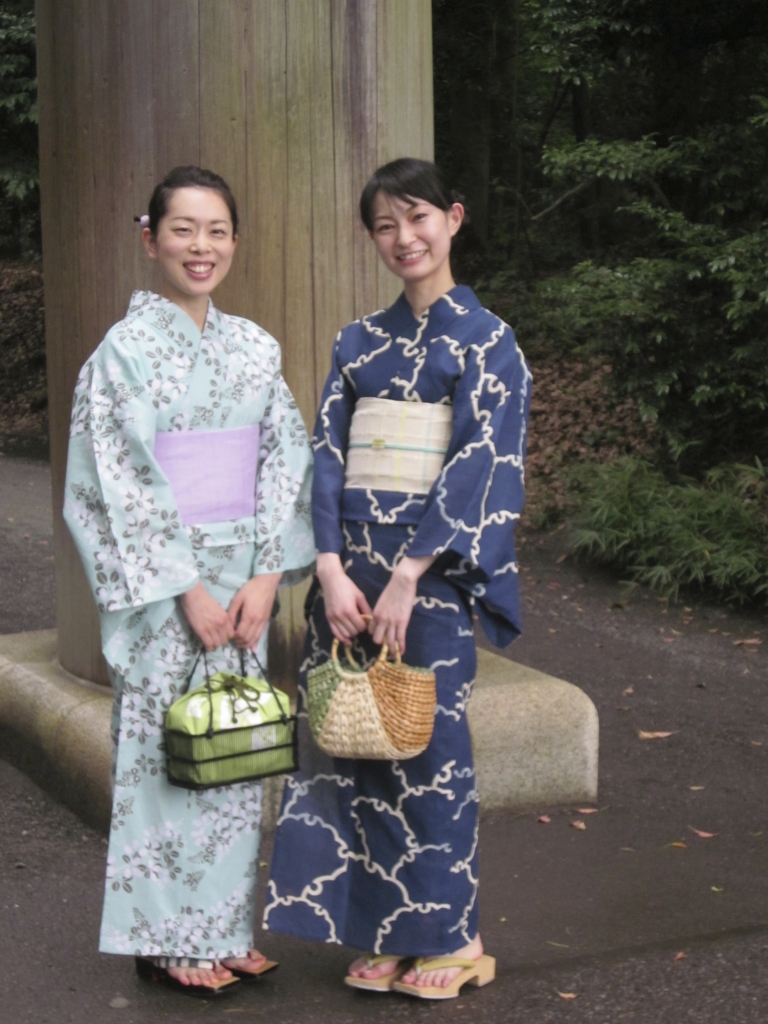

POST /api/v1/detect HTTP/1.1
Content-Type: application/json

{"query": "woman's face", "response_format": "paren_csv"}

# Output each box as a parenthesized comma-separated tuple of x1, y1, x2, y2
(368, 191, 463, 287)
(142, 187, 237, 304)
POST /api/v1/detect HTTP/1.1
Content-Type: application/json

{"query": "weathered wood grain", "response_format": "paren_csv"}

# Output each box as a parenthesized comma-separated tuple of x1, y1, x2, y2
(36, 0, 433, 686)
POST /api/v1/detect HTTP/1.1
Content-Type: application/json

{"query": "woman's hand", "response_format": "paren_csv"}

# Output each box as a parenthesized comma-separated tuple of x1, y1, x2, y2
(229, 573, 282, 650)
(316, 552, 372, 644)
(179, 581, 235, 652)
(369, 554, 437, 655)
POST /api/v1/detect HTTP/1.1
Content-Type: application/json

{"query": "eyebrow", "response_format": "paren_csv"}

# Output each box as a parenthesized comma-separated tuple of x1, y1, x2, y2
(372, 198, 423, 222)
(168, 216, 229, 225)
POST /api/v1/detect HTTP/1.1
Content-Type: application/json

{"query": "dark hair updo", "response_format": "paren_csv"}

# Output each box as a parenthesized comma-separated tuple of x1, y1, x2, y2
(359, 158, 462, 231)
(147, 165, 239, 237)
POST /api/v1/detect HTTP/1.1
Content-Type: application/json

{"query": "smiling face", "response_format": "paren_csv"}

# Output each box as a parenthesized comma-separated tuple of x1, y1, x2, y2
(369, 190, 464, 299)
(142, 187, 237, 320)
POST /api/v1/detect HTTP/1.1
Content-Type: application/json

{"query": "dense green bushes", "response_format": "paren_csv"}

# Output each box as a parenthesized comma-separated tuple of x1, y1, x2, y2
(538, 202, 768, 467)
(0, 9, 38, 257)
(570, 457, 768, 604)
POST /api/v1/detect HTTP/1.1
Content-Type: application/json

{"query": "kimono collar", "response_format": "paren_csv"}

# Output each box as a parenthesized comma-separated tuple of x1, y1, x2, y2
(126, 290, 217, 344)
(384, 284, 481, 339)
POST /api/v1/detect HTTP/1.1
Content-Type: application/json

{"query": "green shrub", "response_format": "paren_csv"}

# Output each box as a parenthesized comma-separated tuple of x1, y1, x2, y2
(536, 120, 768, 470)
(569, 455, 768, 604)
(0, 9, 39, 257)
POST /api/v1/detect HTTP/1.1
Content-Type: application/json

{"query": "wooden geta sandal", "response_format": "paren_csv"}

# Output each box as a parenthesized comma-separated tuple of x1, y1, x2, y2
(135, 955, 240, 997)
(392, 953, 496, 1000)
(345, 954, 412, 992)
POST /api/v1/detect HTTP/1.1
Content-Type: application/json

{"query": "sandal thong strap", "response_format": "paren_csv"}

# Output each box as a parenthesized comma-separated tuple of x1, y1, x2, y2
(413, 956, 479, 974)
(366, 954, 407, 967)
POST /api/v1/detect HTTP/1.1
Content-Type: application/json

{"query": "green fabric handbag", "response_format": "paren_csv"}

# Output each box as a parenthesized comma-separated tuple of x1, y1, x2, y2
(164, 648, 298, 789)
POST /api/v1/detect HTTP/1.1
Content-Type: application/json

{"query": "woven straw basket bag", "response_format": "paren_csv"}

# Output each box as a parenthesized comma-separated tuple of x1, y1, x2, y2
(307, 637, 437, 760)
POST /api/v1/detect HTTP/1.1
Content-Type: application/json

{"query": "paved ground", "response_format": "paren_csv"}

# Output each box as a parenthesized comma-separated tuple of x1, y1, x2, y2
(1, 456, 766, 1022)
(0, 453, 55, 633)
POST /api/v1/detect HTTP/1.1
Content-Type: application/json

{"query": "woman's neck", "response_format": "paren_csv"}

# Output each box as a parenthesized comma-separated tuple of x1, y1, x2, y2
(159, 285, 210, 332)
(403, 266, 457, 319)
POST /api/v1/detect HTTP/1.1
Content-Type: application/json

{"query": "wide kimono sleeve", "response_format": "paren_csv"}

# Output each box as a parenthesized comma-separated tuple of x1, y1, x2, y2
(406, 319, 532, 645)
(253, 346, 315, 586)
(309, 331, 356, 554)
(63, 326, 199, 614)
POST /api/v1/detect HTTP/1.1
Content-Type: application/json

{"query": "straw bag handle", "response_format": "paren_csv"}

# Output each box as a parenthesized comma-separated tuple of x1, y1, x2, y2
(361, 613, 403, 666)
(329, 615, 402, 668)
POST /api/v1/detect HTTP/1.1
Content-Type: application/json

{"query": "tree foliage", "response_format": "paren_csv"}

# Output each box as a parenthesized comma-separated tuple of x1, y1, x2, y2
(0, 7, 38, 257)
(434, 0, 768, 470)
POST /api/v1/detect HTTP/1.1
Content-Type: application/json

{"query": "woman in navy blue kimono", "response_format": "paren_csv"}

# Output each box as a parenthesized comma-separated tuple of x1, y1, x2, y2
(265, 159, 531, 999)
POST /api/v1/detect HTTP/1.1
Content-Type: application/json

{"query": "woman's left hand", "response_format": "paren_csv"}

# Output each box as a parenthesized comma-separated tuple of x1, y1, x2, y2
(369, 554, 436, 655)
(229, 572, 282, 649)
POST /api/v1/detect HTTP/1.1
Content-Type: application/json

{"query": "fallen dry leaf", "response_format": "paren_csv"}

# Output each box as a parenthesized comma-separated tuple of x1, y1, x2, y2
(689, 827, 718, 839)
(689, 786, 705, 791)
(620, 847, 637, 852)
(663, 637, 675, 643)
(575, 808, 599, 814)
(734, 638, 762, 646)
(571, 820, 587, 830)
(673, 952, 687, 962)
(537, 814, 551, 824)
(669, 841, 687, 849)
(546, 941, 569, 948)
(751, 740, 763, 747)
(557, 991, 577, 1000)
(711, 886, 724, 893)
(638, 730, 677, 740)
(623, 686, 634, 696)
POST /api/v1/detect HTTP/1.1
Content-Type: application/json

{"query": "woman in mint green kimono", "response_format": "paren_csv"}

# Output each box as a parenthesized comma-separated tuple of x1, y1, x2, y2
(64, 166, 314, 996)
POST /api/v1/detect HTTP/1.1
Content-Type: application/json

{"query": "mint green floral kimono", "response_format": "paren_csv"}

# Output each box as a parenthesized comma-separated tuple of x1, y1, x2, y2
(63, 291, 314, 960)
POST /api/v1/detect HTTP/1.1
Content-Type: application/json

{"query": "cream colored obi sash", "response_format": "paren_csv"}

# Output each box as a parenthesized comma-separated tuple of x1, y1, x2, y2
(344, 397, 453, 495)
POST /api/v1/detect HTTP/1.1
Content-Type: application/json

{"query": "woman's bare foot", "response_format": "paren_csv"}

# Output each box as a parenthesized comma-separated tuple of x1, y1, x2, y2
(221, 949, 269, 974)
(347, 955, 402, 983)
(399, 934, 483, 990)
(166, 962, 233, 987)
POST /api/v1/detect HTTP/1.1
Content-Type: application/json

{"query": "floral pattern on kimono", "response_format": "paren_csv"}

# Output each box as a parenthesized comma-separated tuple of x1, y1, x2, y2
(63, 291, 314, 958)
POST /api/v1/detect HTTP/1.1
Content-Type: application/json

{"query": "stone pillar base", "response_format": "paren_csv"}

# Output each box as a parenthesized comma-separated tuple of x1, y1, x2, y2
(0, 631, 598, 834)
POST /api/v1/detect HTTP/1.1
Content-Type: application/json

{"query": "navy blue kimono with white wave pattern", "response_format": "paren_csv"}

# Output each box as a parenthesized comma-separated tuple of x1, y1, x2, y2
(264, 285, 531, 956)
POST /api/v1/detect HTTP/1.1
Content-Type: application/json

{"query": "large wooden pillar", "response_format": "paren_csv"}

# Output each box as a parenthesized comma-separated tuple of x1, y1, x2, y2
(36, 0, 433, 686)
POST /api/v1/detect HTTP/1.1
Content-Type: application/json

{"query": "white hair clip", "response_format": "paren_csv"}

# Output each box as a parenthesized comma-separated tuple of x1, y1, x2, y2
(134, 214, 150, 228)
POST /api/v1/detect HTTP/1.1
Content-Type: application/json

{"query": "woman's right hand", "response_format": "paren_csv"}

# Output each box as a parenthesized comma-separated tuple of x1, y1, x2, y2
(179, 581, 235, 651)
(316, 552, 372, 644)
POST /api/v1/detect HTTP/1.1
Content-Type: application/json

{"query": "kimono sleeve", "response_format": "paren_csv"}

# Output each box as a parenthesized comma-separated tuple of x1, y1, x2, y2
(309, 332, 356, 554)
(253, 355, 315, 585)
(406, 320, 532, 633)
(63, 327, 199, 613)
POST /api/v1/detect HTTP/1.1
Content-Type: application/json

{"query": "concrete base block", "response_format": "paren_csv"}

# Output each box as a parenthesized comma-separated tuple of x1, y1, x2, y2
(0, 631, 599, 834)
(469, 648, 599, 810)
(0, 629, 113, 831)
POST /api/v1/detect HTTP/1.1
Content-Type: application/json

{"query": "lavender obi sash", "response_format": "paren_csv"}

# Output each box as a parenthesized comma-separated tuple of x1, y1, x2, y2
(153, 425, 260, 525)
